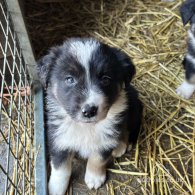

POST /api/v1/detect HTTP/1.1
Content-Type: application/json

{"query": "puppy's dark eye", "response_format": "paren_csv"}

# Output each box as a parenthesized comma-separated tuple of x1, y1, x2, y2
(65, 76, 75, 85)
(101, 76, 111, 86)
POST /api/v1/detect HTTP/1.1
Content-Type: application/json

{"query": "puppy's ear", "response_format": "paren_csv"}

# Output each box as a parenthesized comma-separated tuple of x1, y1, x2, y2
(180, 0, 195, 25)
(36, 47, 60, 87)
(113, 48, 136, 87)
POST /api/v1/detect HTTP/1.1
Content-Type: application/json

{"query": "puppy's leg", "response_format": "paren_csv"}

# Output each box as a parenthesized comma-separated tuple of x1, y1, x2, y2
(176, 80, 195, 99)
(85, 154, 109, 189)
(48, 152, 73, 195)
(112, 140, 129, 158)
(112, 131, 129, 158)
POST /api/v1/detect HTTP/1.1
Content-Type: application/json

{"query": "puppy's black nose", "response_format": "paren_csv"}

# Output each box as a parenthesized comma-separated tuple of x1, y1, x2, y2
(82, 104, 98, 118)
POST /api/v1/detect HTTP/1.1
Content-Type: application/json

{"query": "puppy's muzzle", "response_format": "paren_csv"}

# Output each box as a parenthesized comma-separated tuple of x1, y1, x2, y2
(82, 104, 98, 118)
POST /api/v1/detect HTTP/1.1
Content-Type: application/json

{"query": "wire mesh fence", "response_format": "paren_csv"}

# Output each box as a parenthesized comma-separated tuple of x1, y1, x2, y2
(0, 0, 34, 194)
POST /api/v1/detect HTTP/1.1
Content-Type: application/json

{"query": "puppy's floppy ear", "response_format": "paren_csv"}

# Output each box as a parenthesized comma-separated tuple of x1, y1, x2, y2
(36, 47, 60, 87)
(113, 48, 136, 87)
(180, 0, 195, 25)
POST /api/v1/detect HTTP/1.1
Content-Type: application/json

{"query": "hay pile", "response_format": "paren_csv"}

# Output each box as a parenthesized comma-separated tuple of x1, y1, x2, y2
(25, 0, 195, 194)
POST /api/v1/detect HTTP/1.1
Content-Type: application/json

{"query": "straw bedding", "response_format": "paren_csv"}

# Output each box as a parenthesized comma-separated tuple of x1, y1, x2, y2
(25, 0, 195, 194)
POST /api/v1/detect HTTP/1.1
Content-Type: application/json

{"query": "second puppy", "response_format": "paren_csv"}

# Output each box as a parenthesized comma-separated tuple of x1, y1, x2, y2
(177, 0, 195, 99)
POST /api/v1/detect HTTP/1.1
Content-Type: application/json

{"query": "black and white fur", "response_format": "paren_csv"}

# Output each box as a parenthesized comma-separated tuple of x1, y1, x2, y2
(37, 38, 143, 195)
(176, 0, 195, 99)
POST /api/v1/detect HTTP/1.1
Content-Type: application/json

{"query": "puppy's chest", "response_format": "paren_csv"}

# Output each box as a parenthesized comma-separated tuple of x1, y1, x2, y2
(52, 119, 118, 158)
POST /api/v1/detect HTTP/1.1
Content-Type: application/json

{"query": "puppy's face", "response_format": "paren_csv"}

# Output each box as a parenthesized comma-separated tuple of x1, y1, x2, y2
(37, 38, 135, 123)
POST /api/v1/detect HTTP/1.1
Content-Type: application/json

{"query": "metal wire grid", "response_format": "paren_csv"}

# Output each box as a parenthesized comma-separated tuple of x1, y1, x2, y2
(0, 0, 34, 194)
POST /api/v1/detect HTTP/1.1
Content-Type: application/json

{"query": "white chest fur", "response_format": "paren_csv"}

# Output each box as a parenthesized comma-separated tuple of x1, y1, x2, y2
(53, 119, 118, 158)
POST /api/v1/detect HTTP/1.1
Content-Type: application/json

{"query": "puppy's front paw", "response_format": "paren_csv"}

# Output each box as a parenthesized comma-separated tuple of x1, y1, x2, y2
(48, 178, 68, 195)
(112, 141, 128, 158)
(85, 170, 106, 190)
(48, 162, 71, 195)
(176, 81, 195, 99)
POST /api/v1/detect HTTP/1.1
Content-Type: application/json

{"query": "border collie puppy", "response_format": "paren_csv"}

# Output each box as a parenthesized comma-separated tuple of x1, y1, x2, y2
(176, 0, 195, 99)
(37, 38, 143, 195)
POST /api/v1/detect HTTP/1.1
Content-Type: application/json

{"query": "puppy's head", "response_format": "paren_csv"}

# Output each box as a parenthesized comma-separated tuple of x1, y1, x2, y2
(37, 38, 135, 123)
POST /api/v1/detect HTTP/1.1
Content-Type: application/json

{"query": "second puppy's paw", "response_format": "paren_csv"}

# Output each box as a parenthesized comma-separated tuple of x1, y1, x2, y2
(176, 81, 195, 99)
